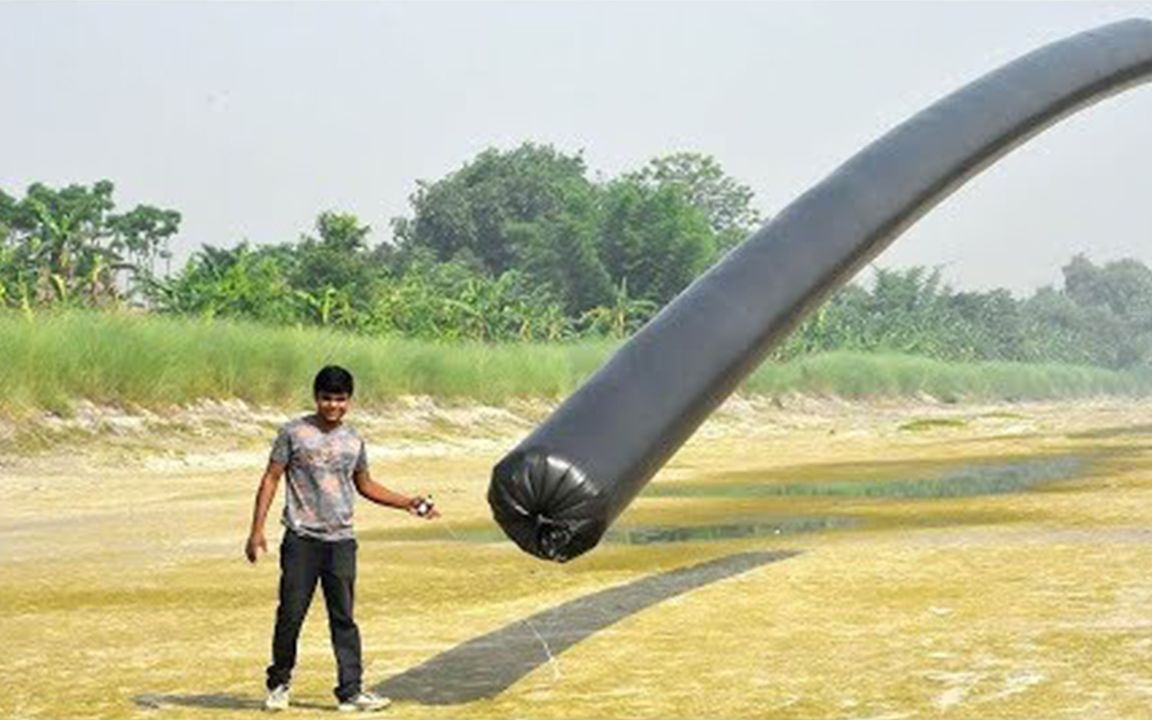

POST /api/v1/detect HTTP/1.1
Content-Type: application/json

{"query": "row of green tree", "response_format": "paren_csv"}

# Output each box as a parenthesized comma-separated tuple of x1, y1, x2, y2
(0, 180, 178, 308)
(776, 258, 1152, 369)
(2, 145, 762, 340)
(3, 143, 1151, 367)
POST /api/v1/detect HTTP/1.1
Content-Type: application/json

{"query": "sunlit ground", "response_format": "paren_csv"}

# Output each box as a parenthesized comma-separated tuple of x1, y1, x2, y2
(3, 398, 1152, 719)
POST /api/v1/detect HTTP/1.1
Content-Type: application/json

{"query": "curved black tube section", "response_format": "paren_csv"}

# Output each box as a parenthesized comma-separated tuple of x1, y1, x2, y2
(489, 19, 1152, 562)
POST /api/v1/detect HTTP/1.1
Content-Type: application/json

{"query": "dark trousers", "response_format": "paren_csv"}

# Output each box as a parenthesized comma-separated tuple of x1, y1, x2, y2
(266, 531, 362, 701)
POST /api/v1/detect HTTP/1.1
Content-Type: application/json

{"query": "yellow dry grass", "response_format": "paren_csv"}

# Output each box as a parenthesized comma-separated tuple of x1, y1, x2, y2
(2, 397, 1152, 719)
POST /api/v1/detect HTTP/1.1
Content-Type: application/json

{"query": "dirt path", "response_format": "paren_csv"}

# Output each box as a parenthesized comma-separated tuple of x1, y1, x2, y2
(3, 396, 1152, 719)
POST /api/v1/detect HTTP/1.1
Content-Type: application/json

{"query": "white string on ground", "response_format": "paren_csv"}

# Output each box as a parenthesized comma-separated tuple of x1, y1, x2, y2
(438, 521, 461, 541)
(523, 618, 563, 681)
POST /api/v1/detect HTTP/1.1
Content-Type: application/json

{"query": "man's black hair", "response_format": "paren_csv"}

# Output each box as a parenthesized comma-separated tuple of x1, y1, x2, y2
(314, 365, 354, 397)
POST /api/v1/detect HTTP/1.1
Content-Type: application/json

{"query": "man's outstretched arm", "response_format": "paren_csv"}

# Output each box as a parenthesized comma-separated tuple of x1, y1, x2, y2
(246, 461, 286, 563)
(354, 467, 440, 518)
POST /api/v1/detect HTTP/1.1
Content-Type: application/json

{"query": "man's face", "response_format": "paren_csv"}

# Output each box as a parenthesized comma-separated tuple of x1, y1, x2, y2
(315, 392, 351, 424)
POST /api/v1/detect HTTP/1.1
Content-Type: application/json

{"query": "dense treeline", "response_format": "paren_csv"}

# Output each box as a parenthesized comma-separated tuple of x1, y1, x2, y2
(776, 258, 1152, 369)
(0, 180, 178, 308)
(3, 142, 1151, 369)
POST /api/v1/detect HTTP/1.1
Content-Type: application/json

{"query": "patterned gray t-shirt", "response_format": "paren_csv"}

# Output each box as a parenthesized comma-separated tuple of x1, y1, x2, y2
(269, 416, 368, 541)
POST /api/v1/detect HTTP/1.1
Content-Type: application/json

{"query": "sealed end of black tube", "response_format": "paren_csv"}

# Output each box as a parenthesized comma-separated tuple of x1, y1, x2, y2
(488, 449, 608, 562)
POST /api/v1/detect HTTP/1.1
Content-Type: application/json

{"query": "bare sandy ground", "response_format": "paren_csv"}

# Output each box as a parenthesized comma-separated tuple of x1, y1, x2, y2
(2, 396, 1152, 719)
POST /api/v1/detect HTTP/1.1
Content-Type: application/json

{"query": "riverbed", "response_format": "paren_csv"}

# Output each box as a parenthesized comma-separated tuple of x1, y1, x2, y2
(3, 396, 1151, 719)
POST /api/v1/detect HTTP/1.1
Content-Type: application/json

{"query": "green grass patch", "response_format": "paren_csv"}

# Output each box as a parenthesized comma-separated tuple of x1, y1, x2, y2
(647, 455, 1088, 500)
(0, 310, 616, 412)
(360, 515, 854, 545)
(4, 311, 1152, 414)
(747, 351, 1152, 401)
(899, 418, 968, 432)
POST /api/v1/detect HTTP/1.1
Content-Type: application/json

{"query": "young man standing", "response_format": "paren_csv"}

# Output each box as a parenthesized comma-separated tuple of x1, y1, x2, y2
(245, 366, 439, 712)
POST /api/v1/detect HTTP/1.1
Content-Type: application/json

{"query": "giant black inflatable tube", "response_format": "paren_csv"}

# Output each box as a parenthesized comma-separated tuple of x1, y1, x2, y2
(488, 19, 1152, 562)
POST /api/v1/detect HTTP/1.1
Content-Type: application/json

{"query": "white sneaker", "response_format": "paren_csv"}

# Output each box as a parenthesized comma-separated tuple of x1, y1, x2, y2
(337, 691, 391, 712)
(264, 683, 290, 712)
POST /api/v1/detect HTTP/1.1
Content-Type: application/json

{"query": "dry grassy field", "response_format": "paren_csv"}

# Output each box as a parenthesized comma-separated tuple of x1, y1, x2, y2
(3, 396, 1152, 719)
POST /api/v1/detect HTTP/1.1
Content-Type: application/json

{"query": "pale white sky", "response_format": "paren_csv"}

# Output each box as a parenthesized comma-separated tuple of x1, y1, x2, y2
(2, 1, 1151, 294)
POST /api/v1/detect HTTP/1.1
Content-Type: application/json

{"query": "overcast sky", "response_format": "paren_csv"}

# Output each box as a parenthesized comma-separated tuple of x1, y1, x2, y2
(2, 1, 1151, 294)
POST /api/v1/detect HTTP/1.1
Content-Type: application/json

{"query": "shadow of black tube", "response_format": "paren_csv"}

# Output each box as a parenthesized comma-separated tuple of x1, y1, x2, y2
(374, 550, 799, 705)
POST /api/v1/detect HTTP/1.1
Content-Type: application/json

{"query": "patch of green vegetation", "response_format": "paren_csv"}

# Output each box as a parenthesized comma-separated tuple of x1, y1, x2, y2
(5, 312, 1152, 415)
(646, 455, 1088, 500)
(0, 310, 617, 411)
(746, 352, 1152, 402)
(605, 516, 854, 544)
(899, 417, 968, 432)
(980, 411, 1028, 420)
(359, 516, 855, 546)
